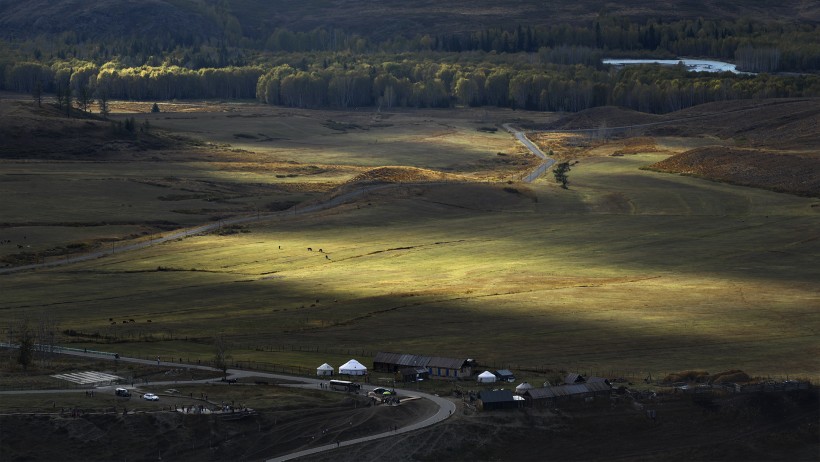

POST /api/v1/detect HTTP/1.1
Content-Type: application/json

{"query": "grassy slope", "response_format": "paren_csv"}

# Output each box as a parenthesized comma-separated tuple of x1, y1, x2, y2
(3, 153, 818, 380)
(0, 102, 544, 265)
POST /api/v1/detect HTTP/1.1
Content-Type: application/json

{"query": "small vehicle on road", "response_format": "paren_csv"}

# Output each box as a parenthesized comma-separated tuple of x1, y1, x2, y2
(368, 387, 393, 396)
(115, 388, 131, 397)
(368, 387, 396, 402)
(329, 379, 361, 392)
(142, 393, 159, 401)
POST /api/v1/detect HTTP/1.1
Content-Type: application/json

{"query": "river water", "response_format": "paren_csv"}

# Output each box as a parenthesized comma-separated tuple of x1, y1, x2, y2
(602, 58, 746, 74)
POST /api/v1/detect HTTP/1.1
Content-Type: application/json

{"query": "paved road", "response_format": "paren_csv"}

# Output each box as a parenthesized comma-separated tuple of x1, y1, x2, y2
(503, 123, 555, 183)
(0, 348, 457, 461)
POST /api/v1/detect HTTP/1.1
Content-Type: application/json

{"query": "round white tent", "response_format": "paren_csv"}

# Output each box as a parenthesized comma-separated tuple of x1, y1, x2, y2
(339, 359, 367, 376)
(477, 370, 497, 383)
(316, 363, 334, 376)
(515, 382, 533, 394)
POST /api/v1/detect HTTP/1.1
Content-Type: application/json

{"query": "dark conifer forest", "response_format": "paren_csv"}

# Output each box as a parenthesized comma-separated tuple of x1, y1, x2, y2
(1, 0, 818, 113)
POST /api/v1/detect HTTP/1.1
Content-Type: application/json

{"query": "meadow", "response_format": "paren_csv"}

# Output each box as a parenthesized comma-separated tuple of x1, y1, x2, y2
(0, 102, 543, 265)
(1, 100, 818, 383)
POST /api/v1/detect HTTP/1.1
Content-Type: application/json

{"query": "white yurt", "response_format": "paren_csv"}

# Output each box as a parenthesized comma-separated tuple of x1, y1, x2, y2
(339, 359, 368, 376)
(477, 370, 497, 383)
(515, 382, 533, 394)
(316, 363, 334, 376)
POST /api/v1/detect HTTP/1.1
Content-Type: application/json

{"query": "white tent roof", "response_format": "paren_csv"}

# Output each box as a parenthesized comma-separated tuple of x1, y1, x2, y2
(317, 363, 334, 371)
(515, 382, 533, 392)
(339, 359, 367, 373)
(478, 370, 497, 382)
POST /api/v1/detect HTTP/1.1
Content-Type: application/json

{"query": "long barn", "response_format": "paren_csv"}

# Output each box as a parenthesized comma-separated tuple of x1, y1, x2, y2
(373, 352, 476, 380)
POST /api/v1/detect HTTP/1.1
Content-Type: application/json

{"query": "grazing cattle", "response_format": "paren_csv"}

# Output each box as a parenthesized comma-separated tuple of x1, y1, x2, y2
(147, 320, 152, 323)
(325, 255, 330, 260)
(122, 320, 128, 324)
(319, 248, 323, 252)
(307, 247, 312, 251)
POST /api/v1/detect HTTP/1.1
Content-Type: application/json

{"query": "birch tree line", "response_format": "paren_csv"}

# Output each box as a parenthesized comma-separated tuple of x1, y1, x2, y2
(1, 15, 818, 114)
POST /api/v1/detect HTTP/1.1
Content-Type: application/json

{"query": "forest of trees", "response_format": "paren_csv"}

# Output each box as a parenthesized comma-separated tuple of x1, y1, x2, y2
(1, 16, 818, 114)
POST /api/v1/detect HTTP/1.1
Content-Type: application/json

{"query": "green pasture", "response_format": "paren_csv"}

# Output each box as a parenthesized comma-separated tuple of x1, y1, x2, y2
(2, 106, 543, 264)
(141, 106, 544, 170)
(3, 153, 818, 381)
(0, 160, 326, 262)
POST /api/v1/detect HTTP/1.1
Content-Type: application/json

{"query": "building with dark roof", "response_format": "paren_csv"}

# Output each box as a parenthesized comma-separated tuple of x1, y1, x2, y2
(398, 367, 429, 383)
(563, 373, 585, 385)
(373, 352, 430, 372)
(478, 389, 522, 411)
(523, 382, 612, 407)
(373, 352, 475, 379)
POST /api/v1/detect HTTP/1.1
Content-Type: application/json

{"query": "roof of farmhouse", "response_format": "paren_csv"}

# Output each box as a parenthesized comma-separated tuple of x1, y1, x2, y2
(525, 382, 611, 399)
(374, 352, 471, 369)
(478, 390, 516, 403)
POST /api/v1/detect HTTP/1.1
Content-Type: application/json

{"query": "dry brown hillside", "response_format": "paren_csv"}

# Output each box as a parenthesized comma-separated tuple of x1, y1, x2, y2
(647, 99, 820, 151)
(542, 98, 820, 197)
(0, 100, 190, 159)
(646, 147, 820, 197)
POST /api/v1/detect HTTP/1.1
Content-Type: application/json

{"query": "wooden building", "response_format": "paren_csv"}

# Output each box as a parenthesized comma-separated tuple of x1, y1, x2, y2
(478, 390, 523, 411)
(373, 352, 476, 380)
(398, 367, 430, 383)
(523, 382, 612, 408)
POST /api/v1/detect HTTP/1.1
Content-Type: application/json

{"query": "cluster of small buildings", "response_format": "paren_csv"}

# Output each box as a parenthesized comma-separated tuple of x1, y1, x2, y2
(316, 352, 810, 410)
(317, 352, 617, 410)
(475, 373, 613, 410)
(315, 352, 813, 413)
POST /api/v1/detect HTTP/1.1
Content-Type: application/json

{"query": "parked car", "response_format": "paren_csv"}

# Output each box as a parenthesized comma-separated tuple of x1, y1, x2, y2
(368, 387, 395, 398)
(115, 388, 131, 397)
(142, 393, 159, 401)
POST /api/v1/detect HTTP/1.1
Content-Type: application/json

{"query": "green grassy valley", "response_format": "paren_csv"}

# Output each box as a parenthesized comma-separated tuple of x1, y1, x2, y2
(0, 2, 819, 460)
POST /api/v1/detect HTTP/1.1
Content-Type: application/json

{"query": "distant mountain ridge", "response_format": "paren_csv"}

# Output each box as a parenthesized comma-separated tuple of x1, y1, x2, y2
(0, 0, 221, 40)
(1, 0, 818, 42)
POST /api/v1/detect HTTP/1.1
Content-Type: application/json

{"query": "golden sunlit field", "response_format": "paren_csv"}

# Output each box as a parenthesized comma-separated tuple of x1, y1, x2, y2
(2, 95, 820, 384)
(1, 98, 818, 384)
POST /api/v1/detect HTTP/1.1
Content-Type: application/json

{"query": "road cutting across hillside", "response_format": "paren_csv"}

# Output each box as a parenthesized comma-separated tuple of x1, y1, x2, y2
(503, 123, 555, 182)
